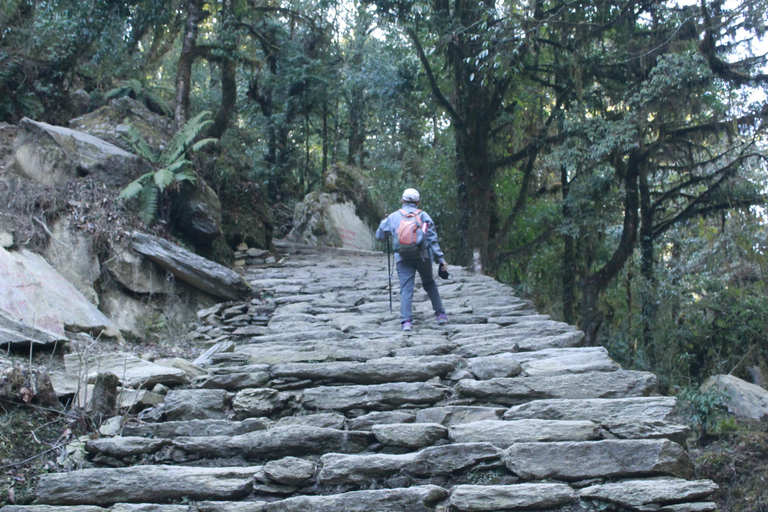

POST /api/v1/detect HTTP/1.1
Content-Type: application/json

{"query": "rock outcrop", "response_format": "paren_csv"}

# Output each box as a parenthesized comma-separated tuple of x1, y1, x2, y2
(1, 241, 717, 512)
(7, 118, 146, 188)
(0, 246, 119, 343)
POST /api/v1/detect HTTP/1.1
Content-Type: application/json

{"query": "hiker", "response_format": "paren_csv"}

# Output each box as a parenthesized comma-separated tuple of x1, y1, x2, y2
(376, 188, 448, 332)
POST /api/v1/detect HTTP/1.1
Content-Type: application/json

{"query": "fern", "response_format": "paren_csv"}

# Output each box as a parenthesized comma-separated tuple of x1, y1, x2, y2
(119, 112, 216, 225)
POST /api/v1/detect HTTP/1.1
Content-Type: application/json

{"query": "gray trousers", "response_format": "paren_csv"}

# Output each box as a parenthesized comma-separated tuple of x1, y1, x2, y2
(397, 258, 445, 323)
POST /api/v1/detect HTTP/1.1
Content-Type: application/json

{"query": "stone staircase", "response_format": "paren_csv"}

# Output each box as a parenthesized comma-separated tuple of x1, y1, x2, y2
(2, 241, 718, 512)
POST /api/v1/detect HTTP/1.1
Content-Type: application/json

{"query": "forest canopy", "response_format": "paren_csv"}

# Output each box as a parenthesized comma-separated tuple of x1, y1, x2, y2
(1, 0, 767, 389)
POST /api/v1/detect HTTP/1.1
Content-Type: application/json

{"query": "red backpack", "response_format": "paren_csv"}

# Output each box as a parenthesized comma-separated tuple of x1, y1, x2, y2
(393, 209, 428, 257)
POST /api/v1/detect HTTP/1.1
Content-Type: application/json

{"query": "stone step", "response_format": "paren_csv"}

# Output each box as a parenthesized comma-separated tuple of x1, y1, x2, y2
(318, 442, 501, 486)
(465, 346, 619, 379)
(447, 419, 603, 446)
(448, 483, 578, 511)
(170, 425, 371, 460)
(501, 439, 693, 481)
(300, 381, 450, 411)
(123, 418, 271, 438)
(456, 370, 657, 405)
(36, 466, 262, 506)
(578, 478, 719, 509)
(270, 356, 458, 385)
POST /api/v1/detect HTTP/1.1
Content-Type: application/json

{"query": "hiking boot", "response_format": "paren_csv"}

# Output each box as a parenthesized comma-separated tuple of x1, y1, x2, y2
(401, 320, 413, 332)
(436, 313, 448, 325)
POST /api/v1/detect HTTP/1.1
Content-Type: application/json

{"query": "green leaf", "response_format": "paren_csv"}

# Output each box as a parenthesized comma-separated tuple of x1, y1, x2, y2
(118, 173, 153, 200)
(191, 137, 218, 152)
(154, 168, 174, 191)
(118, 180, 145, 200)
(175, 169, 197, 182)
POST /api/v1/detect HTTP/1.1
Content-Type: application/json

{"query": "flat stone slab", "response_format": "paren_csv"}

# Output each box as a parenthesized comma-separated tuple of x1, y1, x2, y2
(502, 439, 693, 481)
(579, 478, 718, 508)
(415, 406, 505, 426)
(263, 457, 316, 486)
(347, 411, 415, 430)
(319, 443, 500, 485)
(504, 347, 620, 376)
(503, 397, 677, 423)
(160, 389, 230, 421)
(301, 382, 449, 411)
(260, 485, 448, 512)
(457, 370, 657, 405)
(123, 418, 270, 438)
(372, 423, 448, 448)
(131, 232, 252, 302)
(64, 353, 188, 389)
(173, 426, 371, 460)
(270, 356, 457, 384)
(36, 466, 261, 505)
(274, 412, 346, 430)
(85, 437, 169, 458)
(449, 419, 602, 447)
(449, 483, 578, 511)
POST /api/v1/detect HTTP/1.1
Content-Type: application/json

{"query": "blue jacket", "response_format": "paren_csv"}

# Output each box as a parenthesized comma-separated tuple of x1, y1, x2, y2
(376, 203, 446, 264)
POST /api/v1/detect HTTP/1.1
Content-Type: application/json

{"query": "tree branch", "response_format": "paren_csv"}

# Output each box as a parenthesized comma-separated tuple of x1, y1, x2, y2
(405, 27, 465, 133)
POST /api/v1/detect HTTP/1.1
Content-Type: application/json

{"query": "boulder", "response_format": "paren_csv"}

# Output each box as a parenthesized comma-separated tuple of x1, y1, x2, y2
(172, 181, 223, 246)
(8, 118, 145, 187)
(105, 246, 167, 295)
(0, 246, 119, 339)
(42, 217, 101, 305)
(288, 192, 375, 251)
(131, 232, 252, 301)
(702, 374, 768, 421)
(69, 96, 172, 154)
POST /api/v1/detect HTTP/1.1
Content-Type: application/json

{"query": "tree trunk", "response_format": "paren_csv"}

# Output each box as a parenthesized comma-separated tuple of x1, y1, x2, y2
(174, 0, 203, 129)
(639, 169, 657, 367)
(561, 165, 577, 324)
(580, 150, 642, 344)
(209, 58, 237, 139)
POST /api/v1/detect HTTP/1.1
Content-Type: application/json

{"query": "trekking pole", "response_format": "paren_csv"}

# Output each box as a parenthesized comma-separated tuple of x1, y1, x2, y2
(387, 237, 393, 313)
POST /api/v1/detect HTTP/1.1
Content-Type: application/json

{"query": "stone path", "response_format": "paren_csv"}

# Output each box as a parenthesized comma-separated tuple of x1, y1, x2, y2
(2, 241, 718, 512)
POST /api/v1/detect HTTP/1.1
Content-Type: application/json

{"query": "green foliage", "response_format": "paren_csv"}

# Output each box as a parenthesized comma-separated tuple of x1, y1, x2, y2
(105, 80, 173, 117)
(120, 111, 217, 224)
(677, 387, 729, 438)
